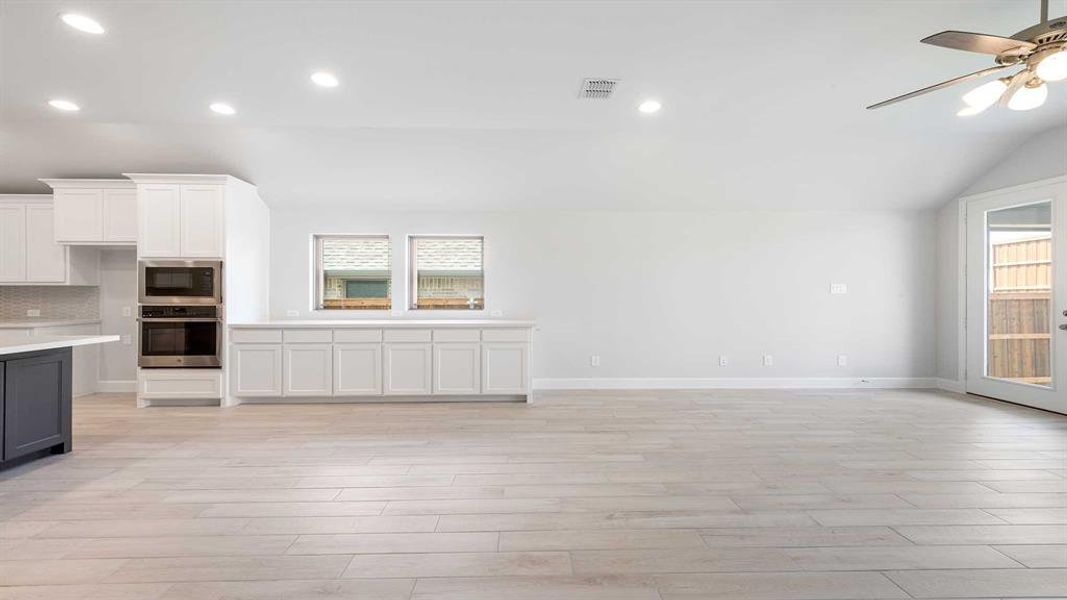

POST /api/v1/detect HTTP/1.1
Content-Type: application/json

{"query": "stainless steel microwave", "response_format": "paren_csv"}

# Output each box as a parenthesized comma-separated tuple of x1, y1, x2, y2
(139, 260, 222, 305)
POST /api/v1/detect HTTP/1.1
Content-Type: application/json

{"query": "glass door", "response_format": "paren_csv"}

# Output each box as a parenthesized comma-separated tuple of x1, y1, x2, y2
(966, 179, 1066, 414)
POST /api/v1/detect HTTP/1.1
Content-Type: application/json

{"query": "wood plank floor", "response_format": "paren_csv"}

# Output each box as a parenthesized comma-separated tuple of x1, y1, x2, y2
(0, 389, 1064, 599)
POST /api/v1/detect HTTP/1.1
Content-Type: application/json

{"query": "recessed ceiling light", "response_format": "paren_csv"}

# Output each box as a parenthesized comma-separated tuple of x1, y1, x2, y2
(638, 99, 662, 114)
(209, 102, 236, 116)
(48, 99, 80, 112)
(310, 71, 339, 88)
(60, 13, 104, 35)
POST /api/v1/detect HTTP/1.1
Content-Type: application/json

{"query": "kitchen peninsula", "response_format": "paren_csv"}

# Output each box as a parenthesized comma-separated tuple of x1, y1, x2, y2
(0, 333, 119, 467)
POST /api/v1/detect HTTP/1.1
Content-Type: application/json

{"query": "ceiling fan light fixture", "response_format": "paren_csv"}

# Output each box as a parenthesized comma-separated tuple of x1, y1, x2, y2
(961, 78, 1009, 110)
(1035, 48, 1067, 82)
(1007, 80, 1048, 111)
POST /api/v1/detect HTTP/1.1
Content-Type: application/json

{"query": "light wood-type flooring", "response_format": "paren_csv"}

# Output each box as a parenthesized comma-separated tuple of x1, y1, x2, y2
(0, 389, 1065, 599)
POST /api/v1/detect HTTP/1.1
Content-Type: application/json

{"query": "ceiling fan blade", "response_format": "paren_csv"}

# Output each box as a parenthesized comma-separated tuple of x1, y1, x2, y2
(866, 64, 1013, 110)
(921, 30, 1036, 55)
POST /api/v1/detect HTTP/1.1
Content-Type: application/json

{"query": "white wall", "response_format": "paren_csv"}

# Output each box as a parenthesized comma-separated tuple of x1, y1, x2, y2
(271, 208, 937, 384)
(964, 126, 1067, 196)
(98, 248, 137, 387)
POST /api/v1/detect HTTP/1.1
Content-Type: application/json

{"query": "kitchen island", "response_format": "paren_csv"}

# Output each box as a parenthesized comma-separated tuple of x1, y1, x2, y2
(0, 333, 119, 467)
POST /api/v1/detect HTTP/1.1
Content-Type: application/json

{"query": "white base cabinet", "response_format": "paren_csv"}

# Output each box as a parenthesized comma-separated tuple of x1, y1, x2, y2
(283, 343, 333, 396)
(334, 344, 382, 396)
(228, 324, 532, 403)
(231, 344, 282, 397)
(384, 343, 432, 395)
(434, 343, 481, 394)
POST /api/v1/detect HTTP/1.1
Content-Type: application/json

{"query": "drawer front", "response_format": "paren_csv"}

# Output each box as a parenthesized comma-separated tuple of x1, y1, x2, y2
(139, 370, 223, 399)
(333, 329, 383, 343)
(383, 329, 432, 343)
(481, 328, 530, 343)
(231, 329, 282, 344)
(283, 329, 333, 344)
(433, 329, 480, 343)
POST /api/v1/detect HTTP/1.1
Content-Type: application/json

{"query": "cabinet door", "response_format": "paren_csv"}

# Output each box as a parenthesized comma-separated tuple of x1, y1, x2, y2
(283, 344, 333, 396)
(53, 189, 104, 242)
(231, 344, 282, 397)
(138, 184, 181, 257)
(334, 343, 382, 396)
(3, 350, 71, 460)
(25, 206, 66, 282)
(0, 204, 26, 282)
(383, 343, 432, 395)
(434, 343, 480, 395)
(179, 185, 224, 258)
(481, 343, 529, 394)
(102, 189, 138, 243)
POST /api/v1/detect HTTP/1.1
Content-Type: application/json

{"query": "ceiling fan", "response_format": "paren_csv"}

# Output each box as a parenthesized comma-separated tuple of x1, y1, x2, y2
(868, 0, 1067, 114)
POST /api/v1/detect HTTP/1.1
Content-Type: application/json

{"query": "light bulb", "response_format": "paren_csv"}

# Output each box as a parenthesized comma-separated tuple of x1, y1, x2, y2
(310, 71, 339, 88)
(209, 102, 236, 115)
(638, 100, 662, 114)
(60, 13, 104, 35)
(962, 79, 1008, 111)
(1007, 82, 1048, 111)
(1036, 49, 1067, 82)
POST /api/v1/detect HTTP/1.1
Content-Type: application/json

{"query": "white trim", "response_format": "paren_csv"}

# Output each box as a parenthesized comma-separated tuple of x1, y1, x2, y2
(533, 377, 938, 390)
(122, 173, 248, 186)
(39, 179, 135, 190)
(97, 379, 136, 393)
(937, 378, 966, 394)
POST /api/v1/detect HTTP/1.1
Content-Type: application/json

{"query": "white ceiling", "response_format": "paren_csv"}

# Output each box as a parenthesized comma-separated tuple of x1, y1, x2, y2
(1, 0, 1065, 210)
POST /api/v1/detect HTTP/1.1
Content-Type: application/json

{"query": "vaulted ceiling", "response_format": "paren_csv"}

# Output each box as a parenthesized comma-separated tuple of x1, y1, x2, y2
(2, 0, 1065, 210)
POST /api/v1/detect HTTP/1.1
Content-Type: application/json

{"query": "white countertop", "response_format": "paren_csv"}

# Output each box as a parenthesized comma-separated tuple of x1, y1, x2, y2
(0, 334, 120, 356)
(0, 319, 102, 329)
(230, 320, 535, 329)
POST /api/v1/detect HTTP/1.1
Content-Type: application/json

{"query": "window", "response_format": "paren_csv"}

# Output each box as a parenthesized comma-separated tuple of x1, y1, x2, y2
(409, 236, 484, 310)
(314, 235, 391, 310)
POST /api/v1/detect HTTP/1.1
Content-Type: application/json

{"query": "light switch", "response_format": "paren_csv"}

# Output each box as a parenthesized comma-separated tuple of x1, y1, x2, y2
(490, 310, 503, 317)
(830, 283, 848, 295)
(762, 354, 774, 367)
(590, 355, 601, 367)
(286, 310, 299, 317)
(121, 306, 132, 317)
(837, 354, 848, 367)
(718, 355, 728, 367)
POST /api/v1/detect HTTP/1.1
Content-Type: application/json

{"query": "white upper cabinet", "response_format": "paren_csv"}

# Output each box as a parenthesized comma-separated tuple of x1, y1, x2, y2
(102, 189, 138, 243)
(132, 179, 224, 259)
(178, 185, 224, 258)
(40, 180, 137, 245)
(0, 196, 99, 286)
(0, 203, 27, 282)
(137, 184, 182, 257)
(24, 205, 65, 282)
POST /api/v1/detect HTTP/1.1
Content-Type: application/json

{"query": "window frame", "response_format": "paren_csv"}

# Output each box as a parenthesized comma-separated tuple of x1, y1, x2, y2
(312, 234, 393, 312)
(407, 234, 486, 312)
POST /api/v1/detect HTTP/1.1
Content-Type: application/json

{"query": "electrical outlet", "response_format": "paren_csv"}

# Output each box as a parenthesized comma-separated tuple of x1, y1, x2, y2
(762, 354, 774, 367)
(590, 355, 601, 367)
(286, 310, 299, 317)
(830, 283, 848, 295)
(490, 310, 503, 317)
(837, 354, 848, 367)
(121, 335, 131, 346)
(26, 309, 41, 317)
(718, 355, 728, 367)
(121, 306, 132, 317)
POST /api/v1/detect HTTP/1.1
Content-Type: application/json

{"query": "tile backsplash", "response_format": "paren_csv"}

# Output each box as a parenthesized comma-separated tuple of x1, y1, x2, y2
(0, 286, 100, 320)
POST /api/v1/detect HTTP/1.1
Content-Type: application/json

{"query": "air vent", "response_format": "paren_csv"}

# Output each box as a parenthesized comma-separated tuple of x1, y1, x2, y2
(578, 78, 619, 100)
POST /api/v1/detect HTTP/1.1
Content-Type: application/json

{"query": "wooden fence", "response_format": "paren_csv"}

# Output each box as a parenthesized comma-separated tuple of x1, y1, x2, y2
(988, 236, 1052, 385)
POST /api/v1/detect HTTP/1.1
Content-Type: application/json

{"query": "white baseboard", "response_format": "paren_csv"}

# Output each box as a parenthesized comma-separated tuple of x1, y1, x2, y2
(533, 377, 939, 390)
(97, 380, 136, 393)
(936, 378, 966, 394)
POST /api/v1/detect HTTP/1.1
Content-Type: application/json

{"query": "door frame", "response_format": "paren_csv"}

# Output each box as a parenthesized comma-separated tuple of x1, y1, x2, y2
(956, 174, 1066, 413)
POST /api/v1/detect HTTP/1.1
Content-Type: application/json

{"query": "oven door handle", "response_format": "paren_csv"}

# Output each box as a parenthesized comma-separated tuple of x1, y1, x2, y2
(138, 318, 222, 323)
